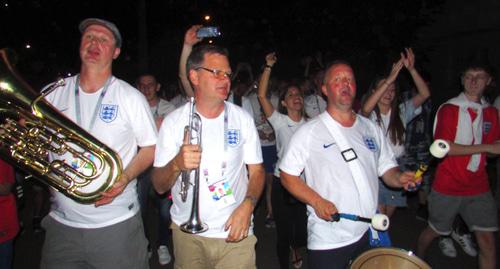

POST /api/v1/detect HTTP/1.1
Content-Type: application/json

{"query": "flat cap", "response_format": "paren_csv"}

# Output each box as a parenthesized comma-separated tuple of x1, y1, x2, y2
(79, 18, 122, 48)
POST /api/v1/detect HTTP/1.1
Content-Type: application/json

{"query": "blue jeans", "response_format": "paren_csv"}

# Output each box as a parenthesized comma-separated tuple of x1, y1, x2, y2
(158, 196, 172, 246)
(137, 168, 172, 246)
(0, 239, 14, 269)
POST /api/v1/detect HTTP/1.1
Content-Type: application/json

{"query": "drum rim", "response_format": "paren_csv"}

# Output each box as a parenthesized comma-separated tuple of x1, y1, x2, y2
(350, 247, 431, 269)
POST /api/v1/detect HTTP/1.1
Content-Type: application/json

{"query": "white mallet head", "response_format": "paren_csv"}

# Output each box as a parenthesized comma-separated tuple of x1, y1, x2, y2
(429, 139, 450, 159)
(371, 214, 390, 231)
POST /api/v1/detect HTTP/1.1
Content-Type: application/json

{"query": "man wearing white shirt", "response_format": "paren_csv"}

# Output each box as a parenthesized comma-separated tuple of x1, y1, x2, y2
(280, 61, 417, 269)
(40, 18, 157, 269)
(152, 44, 265, 269)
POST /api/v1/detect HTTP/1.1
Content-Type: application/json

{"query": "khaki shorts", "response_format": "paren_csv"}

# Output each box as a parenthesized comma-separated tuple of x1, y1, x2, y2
(428, 190, 498, 234)
(171, 223, 257, 269)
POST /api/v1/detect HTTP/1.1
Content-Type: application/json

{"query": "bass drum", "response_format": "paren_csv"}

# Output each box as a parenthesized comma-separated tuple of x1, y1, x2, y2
(350, 247, 431, 269)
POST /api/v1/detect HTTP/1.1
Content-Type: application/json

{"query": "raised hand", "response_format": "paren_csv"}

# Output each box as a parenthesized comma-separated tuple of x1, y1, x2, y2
(265, 52, 277, 67)
(386, 57, 404, 85)
(401, 47, 416, 72)
(184, 25, 203, 46)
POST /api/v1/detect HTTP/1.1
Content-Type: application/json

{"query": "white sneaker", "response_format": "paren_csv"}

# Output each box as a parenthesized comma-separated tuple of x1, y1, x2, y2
(451, 231, 477, 257)
(439, 237, 457, 258)
(157, 245, 172, 265)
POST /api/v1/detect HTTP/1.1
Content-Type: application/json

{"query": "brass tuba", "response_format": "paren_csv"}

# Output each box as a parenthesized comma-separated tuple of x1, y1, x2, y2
(0, 49, 122, 204)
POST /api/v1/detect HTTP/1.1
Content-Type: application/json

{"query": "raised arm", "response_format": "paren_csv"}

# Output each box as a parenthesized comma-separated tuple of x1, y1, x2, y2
(257, 52, 277, 118)
(360, 57, 404, 117)
(178, 25, 203, 98)
(402, 48, 431, 108)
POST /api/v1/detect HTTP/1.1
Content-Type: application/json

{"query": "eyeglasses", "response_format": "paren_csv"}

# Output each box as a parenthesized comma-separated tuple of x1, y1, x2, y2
(195, 67, 232, 79)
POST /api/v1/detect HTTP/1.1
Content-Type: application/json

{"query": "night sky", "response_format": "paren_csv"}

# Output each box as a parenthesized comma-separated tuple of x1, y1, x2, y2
(0, 0, 451, 97)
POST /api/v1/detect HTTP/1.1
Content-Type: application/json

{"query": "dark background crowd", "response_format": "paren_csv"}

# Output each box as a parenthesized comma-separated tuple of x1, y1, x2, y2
(0, 0, 498, 105)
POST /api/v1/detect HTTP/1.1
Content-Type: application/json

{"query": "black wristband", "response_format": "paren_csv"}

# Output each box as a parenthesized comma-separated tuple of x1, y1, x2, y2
(264, 64, 272, 69)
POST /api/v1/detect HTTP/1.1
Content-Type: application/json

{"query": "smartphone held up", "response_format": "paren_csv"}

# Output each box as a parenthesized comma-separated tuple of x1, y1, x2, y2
(196, 27, 221, 38)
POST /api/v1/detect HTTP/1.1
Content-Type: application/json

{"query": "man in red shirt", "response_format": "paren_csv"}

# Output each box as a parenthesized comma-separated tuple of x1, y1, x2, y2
(0, 159, 19, 268)
(417, 64, 500, 269)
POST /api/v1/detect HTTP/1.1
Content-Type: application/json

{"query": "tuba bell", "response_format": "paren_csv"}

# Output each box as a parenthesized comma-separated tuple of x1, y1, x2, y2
(0, 48, 122, 204)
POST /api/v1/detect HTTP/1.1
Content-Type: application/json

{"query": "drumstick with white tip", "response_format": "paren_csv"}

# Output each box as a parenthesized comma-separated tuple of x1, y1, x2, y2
(331, 213, 390, 231)
(414, 139, 450, 179)
(409, 139, 450, 191)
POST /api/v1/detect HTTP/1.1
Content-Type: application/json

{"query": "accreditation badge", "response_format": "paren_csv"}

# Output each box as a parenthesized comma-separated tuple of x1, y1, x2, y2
(208, 178, 236, 209)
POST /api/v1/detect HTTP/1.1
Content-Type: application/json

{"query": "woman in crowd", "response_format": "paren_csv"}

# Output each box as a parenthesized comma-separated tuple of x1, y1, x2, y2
(258, 52, 308, 269)
(361, 48, 430, 218)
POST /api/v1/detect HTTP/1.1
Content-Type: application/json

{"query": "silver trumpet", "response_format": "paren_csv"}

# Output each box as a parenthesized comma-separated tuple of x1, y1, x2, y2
(179, 97, 208, 234)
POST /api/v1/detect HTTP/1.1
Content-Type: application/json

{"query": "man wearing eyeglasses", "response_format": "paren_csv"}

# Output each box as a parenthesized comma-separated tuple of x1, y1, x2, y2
(152, 44, 265, 269)
(417, 63, 500, 269)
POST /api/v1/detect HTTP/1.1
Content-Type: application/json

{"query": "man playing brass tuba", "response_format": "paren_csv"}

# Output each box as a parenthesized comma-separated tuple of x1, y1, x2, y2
(39, 18, 157, 269)
(152, 44, 265, 269)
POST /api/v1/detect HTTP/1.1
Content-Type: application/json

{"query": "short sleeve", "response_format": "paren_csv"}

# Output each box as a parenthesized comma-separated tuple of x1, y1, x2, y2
(279, 127, 308, 176)
(127, 92, 158, 147)
(242, 113, 263, 165)
(154, 114, 181, 167)
(267, 110, 287, 131)
(434, 104, 458, 141)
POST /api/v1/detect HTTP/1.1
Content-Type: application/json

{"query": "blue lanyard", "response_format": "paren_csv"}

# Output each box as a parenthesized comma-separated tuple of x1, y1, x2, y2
(74, 75, 112, 131)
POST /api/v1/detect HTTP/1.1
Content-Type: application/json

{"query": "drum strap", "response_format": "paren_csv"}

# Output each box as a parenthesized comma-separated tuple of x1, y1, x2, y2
(319, 112, 376, 217)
